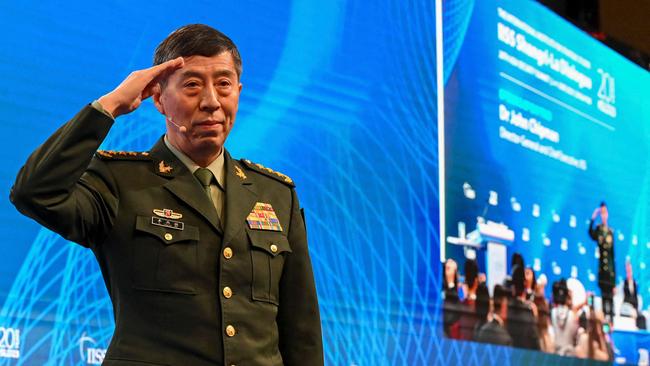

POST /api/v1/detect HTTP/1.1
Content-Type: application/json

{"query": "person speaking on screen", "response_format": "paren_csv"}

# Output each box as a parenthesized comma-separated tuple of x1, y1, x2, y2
(589, 202, 615, 324)
(10, 24, 323, 366)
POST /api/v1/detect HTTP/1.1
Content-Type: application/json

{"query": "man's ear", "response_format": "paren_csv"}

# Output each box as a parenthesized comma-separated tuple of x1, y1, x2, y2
(152, 83, 165, 115)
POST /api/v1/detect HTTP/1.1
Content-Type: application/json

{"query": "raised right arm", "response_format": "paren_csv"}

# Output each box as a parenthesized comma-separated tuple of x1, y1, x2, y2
(10, 57, 184, 247)
(10, 106, 118, 247)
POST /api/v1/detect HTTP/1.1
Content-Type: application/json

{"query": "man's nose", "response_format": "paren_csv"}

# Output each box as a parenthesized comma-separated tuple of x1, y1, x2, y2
(200, 87, 221, 111)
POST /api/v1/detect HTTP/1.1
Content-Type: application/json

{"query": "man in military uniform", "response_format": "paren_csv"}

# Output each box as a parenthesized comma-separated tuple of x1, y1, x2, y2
(589, 202, 615, 323)
(10, 24, 323, 365)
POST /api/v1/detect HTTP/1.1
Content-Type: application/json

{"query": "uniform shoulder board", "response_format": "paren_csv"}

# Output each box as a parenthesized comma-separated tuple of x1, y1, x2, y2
(95, 150, 152, 161)
(240, 159, 295, 187)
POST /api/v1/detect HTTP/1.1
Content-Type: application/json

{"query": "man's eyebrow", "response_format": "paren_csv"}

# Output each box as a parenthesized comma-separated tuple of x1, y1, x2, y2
(179, 69, 236, 79)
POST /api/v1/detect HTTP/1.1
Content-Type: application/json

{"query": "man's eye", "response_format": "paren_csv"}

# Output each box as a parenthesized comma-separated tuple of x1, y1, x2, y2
(184, 82, 199, 88)
(219, 81, 231, 87)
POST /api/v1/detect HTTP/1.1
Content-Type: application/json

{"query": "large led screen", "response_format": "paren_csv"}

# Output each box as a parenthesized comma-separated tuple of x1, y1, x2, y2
(441, 0, 650, 363)
(1, 0, 648, 365)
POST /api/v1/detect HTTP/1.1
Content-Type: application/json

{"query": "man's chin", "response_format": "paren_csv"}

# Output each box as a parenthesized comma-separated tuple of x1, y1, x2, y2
(192, 138, 224, 155)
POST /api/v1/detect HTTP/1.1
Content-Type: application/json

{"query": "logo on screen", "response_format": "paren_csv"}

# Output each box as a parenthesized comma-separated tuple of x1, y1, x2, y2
(0, 326, 21, 359)
(79, 333, 106, 365)
(596, 68, 616, 118)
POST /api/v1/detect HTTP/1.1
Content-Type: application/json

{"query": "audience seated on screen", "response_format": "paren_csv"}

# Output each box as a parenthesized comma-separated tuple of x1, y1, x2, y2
(574, 311, 612, 362)
(551, 279, 579, 356)
(458, 259, 480, 340)
(534, 273, 548, 300)
(475, 284, 513, 346)
(524, 267, 536, 301)
(622, 259, 646, 330)
(507, 264, 540, 350)
(442, 258, 462, 338)
(535, 290, 555, 353)
(441, 251, 630, 360)
(473, 282, 490, 337)
(511, 253, 524, 272)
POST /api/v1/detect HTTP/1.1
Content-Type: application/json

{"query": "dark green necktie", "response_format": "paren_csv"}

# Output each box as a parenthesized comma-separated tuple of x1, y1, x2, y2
(194, 168, 215, 201)
(194, 168, 223, 228)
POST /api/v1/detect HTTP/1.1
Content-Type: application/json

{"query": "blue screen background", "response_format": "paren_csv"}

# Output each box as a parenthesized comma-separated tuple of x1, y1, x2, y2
(0, 0, 646, 365)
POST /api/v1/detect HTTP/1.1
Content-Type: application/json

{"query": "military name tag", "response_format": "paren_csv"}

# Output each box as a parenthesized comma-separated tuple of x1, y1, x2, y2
(151, 217, 184, 231)
(246, 202, 282, 231)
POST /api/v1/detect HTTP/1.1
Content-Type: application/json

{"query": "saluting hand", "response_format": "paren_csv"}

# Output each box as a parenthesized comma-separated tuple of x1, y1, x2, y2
(591, 207, 600, 220)
(97, 57, 184, 118)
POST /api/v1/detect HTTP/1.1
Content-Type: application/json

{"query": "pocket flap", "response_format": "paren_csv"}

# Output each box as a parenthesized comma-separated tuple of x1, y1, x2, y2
(247, 230, 292, 257)
(135, 216, 199, 245)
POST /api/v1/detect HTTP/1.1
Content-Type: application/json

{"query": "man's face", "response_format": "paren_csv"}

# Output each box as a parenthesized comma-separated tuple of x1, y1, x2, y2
(154, 52, 242, 160)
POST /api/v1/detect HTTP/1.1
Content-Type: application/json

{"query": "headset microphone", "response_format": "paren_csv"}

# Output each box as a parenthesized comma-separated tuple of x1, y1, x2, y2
(166, 116, 187, 133)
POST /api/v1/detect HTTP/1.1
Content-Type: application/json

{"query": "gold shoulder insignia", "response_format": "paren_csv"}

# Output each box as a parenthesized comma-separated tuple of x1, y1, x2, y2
(234, 165, 247, 180)
(158, 160, 173, 174)
(240, 159, 295, 187)
(95, 150, 151, 161)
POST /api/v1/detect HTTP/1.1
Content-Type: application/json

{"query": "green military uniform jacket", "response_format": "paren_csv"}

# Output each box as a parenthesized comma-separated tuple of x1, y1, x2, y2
(11, 105, 323, 366)
(589, 220, 615, 291)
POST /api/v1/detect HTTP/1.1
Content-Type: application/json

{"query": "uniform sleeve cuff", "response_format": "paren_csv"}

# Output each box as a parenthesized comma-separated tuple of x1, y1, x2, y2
(91, 100, 115, 120)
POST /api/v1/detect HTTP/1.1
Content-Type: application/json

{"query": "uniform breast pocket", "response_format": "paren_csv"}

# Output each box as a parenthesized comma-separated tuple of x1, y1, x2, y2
(132, 216, 200, 295)
(247, 230, 292, 305)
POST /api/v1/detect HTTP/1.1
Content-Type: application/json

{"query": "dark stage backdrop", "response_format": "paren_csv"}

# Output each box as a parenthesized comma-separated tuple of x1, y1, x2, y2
(0, 0, 646, 365)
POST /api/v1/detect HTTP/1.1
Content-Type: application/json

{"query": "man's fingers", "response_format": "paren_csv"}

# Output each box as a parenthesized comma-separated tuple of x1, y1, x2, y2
(141, 79, 159, 100)
(101, 57, 184, 118)
(142, 57, 184, 89)
(138, 57, 184, 100)
(149, 57, 185, 77)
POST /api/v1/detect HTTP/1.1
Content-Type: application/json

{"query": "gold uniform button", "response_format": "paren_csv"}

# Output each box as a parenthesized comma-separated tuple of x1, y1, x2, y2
(164, 233, 173, 241)
(270, 244, 278, 253)
(223, 286, 233, 298)
(223, 247, 233, 259)
(225, 325, 236, 337)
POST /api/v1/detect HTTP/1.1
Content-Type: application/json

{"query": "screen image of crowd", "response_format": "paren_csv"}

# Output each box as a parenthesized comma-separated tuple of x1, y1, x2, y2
(442, 251, 645, 362)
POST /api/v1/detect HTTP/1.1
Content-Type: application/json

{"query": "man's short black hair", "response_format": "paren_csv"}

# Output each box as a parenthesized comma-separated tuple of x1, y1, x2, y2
(510, 252, 524, 271)
(552, 278, 569, 305)
(511, 264, 525, 296)
(153, 24, 242, 78)
(493, 284, 510, 312)
(464, 259, 479, 288)
(475, 282, 490, 321)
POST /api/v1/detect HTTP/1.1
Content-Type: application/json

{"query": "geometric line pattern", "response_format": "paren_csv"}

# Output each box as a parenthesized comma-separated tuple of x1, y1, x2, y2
(0, 0, 617, 365)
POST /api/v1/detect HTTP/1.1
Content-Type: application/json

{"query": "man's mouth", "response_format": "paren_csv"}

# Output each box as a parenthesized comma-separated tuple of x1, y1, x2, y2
(191, 119, 227, 132)
(194, 119, 224, 126)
